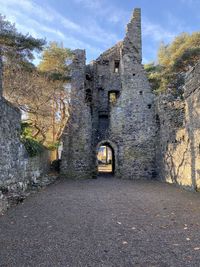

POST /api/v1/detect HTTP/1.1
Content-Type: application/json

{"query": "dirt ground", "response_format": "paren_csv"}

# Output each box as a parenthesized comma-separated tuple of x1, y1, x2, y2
(0, 176, 200, 267)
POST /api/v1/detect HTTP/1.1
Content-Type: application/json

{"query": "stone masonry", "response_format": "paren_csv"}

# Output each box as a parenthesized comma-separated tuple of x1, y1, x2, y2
(61, 8, 200, 190)
(0, 56, 51, 212)
(61, 49, 93, 179)
(61, 9, 157, 179)
(1, 7, 199, 194)
(156, 62, 200, 191)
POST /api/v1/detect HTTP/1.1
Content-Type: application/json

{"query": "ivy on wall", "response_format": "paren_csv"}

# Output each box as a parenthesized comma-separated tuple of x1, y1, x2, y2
(21, 122, 44, 157)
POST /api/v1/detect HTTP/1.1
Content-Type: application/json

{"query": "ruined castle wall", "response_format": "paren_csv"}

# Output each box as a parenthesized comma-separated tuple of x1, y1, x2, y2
(156, 62, 200, 190)
(0, 56, 2, 97)
(155, 95, 189, 187)
(91, 44, 122, 143)
(109, 9, 157, 179)
(0, 56, 50, 196)
(61, 50, 94, 178)
(60, 9, 157, 179)
(184, 63, 200, 189)
(111, 68, 156, 179)
(0, 97, 50, 191)
(60, 9, 200, 184)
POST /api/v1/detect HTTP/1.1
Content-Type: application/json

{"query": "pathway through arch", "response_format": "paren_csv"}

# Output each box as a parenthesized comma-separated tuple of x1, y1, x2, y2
(97, 144, 114, 174)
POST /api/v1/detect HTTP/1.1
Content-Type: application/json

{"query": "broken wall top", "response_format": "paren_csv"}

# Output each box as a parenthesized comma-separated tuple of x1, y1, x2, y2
(122, 8, 142, 63)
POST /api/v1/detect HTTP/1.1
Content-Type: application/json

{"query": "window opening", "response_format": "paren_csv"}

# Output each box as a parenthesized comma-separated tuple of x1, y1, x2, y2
(114, 60, 120, 73)
(108, 91, 119, 105)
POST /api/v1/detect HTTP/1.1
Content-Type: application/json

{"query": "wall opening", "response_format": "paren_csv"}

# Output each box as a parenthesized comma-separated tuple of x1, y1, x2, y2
(147, 104, 152, 109)
(114, 60, 120, 73)
(102, 59, 109, 65)
(97, 143, 115, 174)
(86, 73, 92, 81)
(85, 89, 92, 103)
(108, 91, 119, 105)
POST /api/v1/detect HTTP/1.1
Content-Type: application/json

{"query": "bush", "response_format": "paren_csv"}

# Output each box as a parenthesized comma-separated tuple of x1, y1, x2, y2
(46, 141, 60, 151)
(20, 122, 44, 157)
(22, 137, 44, 157)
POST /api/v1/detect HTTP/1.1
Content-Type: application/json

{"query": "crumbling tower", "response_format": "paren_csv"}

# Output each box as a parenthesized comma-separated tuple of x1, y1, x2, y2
(61, 50, 94, 178)
(111, 8, 156, 178)
(61, 8, 156, 179)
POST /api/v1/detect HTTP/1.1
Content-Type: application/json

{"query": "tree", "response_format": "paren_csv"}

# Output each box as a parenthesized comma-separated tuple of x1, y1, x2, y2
(158, 32, 200, 71)
(38, 42, 71, 77)
(145, 32, 200, 95)
(144, 63, 163, 92)
(37, 42, 72, 147)
(3, 63, 71, 145)
(1, 16, 72, 149)
(0, 14, 45, 65)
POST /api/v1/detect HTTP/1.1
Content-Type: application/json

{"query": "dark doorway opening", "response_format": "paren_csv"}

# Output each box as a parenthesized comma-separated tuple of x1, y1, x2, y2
(97, 144, 115, 174)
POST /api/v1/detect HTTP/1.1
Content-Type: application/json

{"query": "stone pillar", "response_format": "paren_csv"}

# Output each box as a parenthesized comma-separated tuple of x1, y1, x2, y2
(0, 55, 3, 98)
(61, 50, 93, 179)
(123, 8, 142, 63)
(110, 8, 156, 179)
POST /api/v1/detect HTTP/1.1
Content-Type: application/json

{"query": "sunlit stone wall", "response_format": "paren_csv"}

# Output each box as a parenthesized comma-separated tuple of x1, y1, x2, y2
(156, 62, 200, 190)
(61, 9, 157, 179)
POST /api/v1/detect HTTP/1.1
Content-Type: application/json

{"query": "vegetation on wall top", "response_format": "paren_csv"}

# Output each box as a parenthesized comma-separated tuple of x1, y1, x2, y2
(145, 32, 200, 96)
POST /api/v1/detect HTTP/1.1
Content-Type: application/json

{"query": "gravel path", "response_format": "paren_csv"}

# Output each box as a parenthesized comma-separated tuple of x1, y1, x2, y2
(0, 177, 200, 267)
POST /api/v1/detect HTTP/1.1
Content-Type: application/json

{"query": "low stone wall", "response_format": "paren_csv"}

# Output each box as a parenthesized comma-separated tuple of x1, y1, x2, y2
(156, 62, 200, 191)
(0, 97, 51, 211)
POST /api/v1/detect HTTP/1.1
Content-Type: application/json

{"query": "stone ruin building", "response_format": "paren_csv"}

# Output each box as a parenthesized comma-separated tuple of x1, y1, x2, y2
(1, 7, 200, 212)
(61, 8, 156, 179)
(61, 8, 200, 190)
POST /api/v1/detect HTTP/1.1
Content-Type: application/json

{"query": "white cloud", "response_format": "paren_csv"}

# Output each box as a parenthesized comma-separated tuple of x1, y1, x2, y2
(73, 0, 128, 25)
(0, 0, 54, 22)
(166, 13, 191, 33)
(62, 35, 102, 55)
(0, 0, 119, 48)
(0, 0, 82, 30)
(0, 5, 64, 39)
(142, 18, 176, 42)
(15, 23, 40, 38)
(74, 0, 102, 10)
(59, 17, 81, 31)
(0, 0, 109, 61)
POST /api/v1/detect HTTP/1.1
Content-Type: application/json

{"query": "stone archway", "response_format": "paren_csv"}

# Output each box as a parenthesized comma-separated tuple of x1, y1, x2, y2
(96, 140, 117, 175)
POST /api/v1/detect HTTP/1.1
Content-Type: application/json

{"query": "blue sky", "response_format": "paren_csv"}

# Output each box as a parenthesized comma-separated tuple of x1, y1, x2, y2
(1, 0, 200, 63)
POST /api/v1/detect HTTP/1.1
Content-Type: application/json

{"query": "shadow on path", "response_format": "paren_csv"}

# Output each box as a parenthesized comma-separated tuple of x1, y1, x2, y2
(0, 177, 200, 266)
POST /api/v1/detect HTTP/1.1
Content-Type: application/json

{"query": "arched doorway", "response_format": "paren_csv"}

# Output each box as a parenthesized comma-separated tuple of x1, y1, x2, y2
(97, 143, 115, 174)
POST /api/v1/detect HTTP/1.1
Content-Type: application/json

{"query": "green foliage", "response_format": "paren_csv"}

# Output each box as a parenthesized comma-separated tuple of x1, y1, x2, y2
(21, 122, 44, 157)
(21, 122, 32, 138)
(145, 32, 200, 95)
(2, 15, 71, 147)
(158, 32, 200, 71)
(38, 42, 72, 81)
(144, 63, 163, 93)
(22, 138, 44, 157)
(173, 47, 200, 71)
(0, 14, 45, 65)
(46, 72, 71, 82)
(46, 141, 60, 151)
